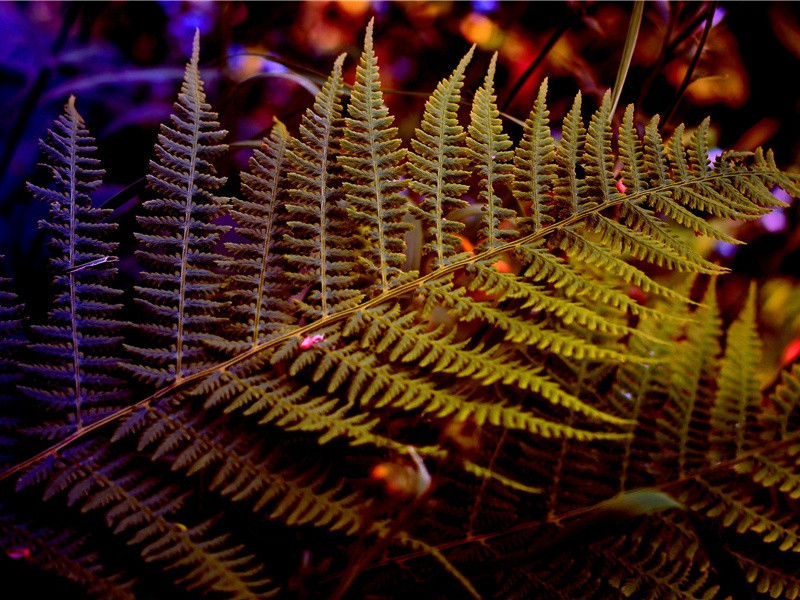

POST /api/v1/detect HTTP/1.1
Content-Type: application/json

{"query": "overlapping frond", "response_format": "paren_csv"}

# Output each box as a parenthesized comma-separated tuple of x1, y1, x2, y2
(23, 97, 129, 438)
(127, 29, 230, 386)
(659, 282, 722, 478)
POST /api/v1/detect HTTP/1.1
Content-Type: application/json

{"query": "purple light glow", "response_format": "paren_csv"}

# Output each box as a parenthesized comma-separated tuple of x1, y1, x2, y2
(715, 241, 737, 258)
(772, 186, 792, 205)
(472, 0, 499, 14)
(708, 148, 722, 168)
(761, 209, 787, 233)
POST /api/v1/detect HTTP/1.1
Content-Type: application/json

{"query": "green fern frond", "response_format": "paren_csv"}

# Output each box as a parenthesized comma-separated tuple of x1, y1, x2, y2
(407, 45, 475, 268)
(584, 91, 615, 206)
(663, 282, 722, 477)
(290, 329, 629, 436)
(127, 403, 370, 536)
(340, 18, 411, 293)
(284, 53, 363, 320)
(553, 91, 588, 216)
(734, 547, 800, 599)
(467, 52, 515, 251)
(711, 283, 761, 461)
(513, 79, 556, 233)
(34, 444, 276, 599)
(223, 119, 293, 352)
(771, 364, 800, 441)
(127, 29, 231, 386)
(7, 25, 800, 600)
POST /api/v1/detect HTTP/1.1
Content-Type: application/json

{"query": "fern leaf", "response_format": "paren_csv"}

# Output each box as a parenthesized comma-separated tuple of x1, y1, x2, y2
(770, 363, 800, 440)
(127, 30, 230, 385)
(407, 45, 475, 268)
(584, 91, 615, 206)
(664, 282, 722, 477)
(44, 446, 276, 598)
(0, 512, 136, 599)
(711, 283, 761, 460)
(553, 91, 587, 216)
(131, 404, 370, 536)
(0, 261, 24, 461)
(292, 331, 629, 436)
(340, 18, 411, 293)
(467, 52, 515, 250)
(513, 79, 556, 233)
(284, 53, 363, 320)
(23, 96, 130, 436)
(223, 119, 293, 352)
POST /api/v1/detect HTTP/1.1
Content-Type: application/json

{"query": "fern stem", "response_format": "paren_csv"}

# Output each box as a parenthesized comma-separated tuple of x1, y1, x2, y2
(66, 100, 83, 430)
(2, 169, 795, 483)
(252, 136, 286, 348)
(175, 34, 203, 382)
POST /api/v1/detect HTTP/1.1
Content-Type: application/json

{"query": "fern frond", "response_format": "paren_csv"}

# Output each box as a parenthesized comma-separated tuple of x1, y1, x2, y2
(0, 262, 24, 461)
(683, 475, 800, 551)
(126, 404, 371, 536)
(127, 30, 230, 386)
(734, 547, 800, 599)
(468, 263, 656, 341)
(513, 79, 556, 233)
(288, 330, 629, 437)
(407, 45, 475, 268)
(23, 96, 129, 436)
(553, 91, 588, 216)
(771, 364, 800, 441)
(424, 279, 650, 366)
(37, 444, 276, 598)
(345, 302, 631, 423)
(584, 92, 615, 206)
(711, 283, 761, 461)
(516, 245, 666, 320)
(340, 18, 411, 293)
(467, 52, 515, 251)
(662, 282, 722, 477)
(284, 53, 363, 320)
(222, 120, 293, 352)
(0, 512, 136, 599)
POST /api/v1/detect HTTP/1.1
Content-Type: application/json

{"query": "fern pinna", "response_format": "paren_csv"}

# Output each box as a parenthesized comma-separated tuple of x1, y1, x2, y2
(3, 20, 800, 600)
(21, 97, 129, 440)
(127, 31, 230, 386)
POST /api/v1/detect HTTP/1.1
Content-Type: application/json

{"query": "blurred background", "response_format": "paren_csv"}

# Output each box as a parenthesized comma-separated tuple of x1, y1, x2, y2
(2, 0, 800, 384)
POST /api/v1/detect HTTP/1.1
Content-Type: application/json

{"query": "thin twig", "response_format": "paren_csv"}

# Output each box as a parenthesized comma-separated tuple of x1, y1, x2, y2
(501, 19, 573, 112)
(662, 1, 717, 130)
